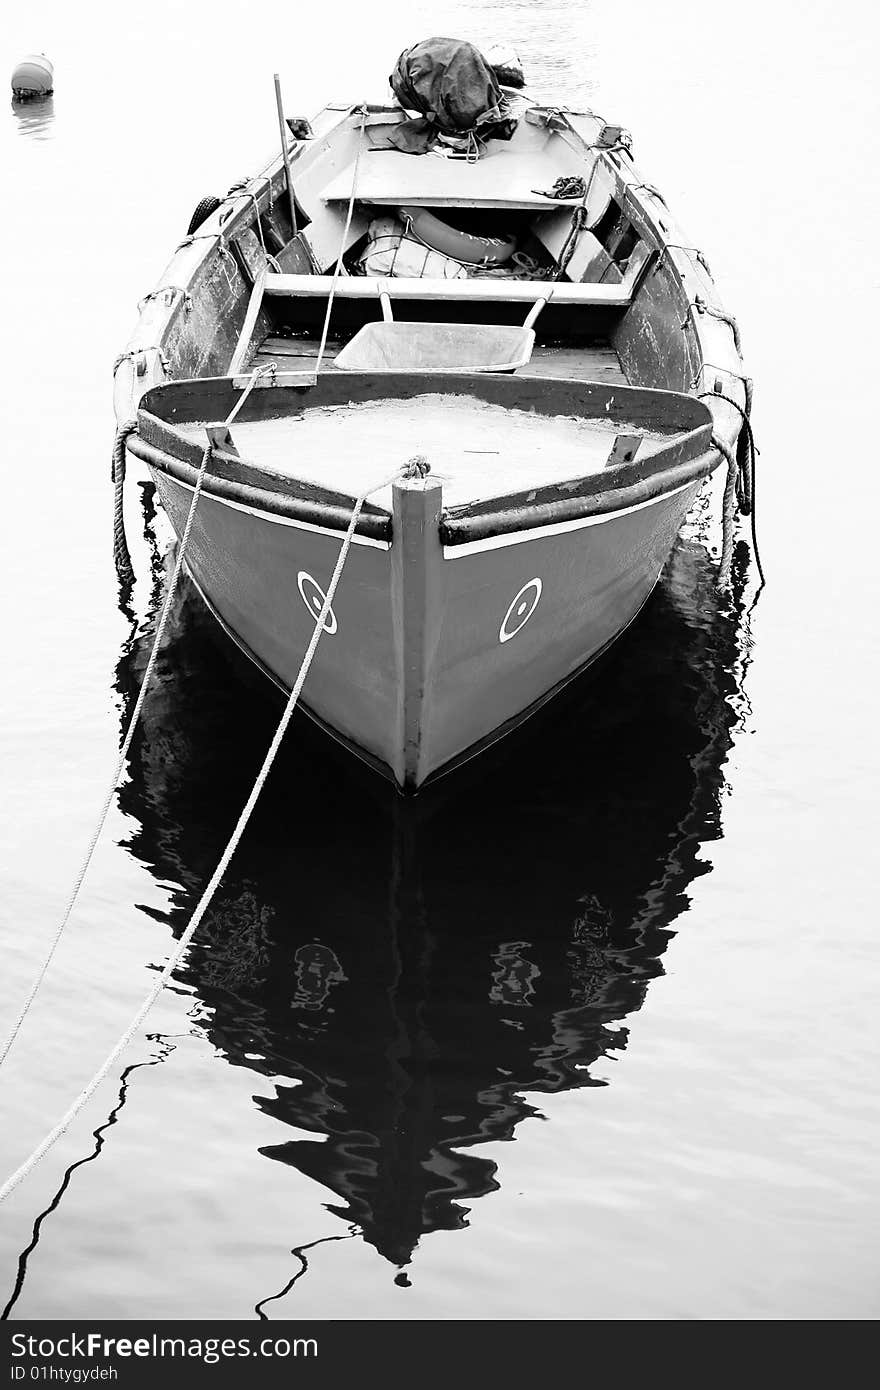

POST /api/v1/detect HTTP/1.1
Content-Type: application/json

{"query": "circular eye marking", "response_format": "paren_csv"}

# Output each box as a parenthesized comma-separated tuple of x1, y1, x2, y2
(499, 577, 542, 644)
(297, 571, 337, 634)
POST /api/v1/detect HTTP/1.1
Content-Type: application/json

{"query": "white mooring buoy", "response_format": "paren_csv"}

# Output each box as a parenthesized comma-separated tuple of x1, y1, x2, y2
(11, 54, 54, 100)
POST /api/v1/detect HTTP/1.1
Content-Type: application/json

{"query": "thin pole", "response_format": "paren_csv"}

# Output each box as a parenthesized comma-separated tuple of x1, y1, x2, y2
(273, 72, 298, 238)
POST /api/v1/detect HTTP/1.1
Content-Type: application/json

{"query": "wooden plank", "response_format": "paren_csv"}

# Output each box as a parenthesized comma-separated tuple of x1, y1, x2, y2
(232, 227, 268, 284)
(287, 111, 371, 270)
(253, 336, 623, 383)
(531, 216, 615, 286)
(252, 355, 342, 375)
(320, 147, 586, 210)
(264, 274, 634, 307)
(521, 344, 627, 385)
(228, 268, 267, 376)
(252, 333, 342, 373)
(252, 356, 342, 375)
(232, 369, 317, 389)
(257, 338, 338, 358)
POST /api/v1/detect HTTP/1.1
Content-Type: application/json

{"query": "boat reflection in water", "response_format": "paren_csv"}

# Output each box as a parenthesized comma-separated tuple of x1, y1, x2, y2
(11, 96, 55, 140)
(115, 523, 753, 1273)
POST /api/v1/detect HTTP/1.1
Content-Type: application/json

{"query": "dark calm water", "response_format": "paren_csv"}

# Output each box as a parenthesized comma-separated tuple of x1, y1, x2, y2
(1, 1, 878, 1320)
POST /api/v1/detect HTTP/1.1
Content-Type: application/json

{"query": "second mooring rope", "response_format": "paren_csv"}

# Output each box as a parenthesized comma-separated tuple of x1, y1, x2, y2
(112, 421, 138, 587)
(701, 391, 765, 592)
(0, 365, 274, 1075)
(0, 462, 406, 1204)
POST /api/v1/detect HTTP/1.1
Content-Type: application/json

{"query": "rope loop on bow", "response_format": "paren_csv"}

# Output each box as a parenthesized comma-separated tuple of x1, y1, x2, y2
(402, 454, 431, 479)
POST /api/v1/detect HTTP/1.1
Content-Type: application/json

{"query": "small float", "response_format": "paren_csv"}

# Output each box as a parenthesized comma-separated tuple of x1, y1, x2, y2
(11, 54, 53, 99)
(114, 38, 753, 792)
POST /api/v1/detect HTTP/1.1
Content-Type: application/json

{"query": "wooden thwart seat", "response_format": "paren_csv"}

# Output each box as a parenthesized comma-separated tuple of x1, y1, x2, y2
(232, 246, 652, 380)
(262, 240, 653, 308)
(262, 272, 639, 308)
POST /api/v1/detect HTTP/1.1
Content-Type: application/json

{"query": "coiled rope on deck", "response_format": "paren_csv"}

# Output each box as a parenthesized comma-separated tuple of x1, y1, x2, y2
(0, 460, 405, 1205)
(0, 365, 275, 1077)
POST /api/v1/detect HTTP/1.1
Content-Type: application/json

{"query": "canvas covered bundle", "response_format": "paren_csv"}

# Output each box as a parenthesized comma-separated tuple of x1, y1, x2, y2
(384, 37, 521, 155)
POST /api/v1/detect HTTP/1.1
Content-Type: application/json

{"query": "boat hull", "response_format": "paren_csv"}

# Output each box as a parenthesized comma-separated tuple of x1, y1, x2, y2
(151, 467, 701, 790)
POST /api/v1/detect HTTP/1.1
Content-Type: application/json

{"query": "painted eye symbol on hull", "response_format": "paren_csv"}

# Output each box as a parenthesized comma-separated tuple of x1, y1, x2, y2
(297, 571, 338, 635)
(499, 577, 542, 644)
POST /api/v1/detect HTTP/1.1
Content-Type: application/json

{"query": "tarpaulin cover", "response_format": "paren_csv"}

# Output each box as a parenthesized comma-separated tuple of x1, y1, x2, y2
(385, 37, 518, 154)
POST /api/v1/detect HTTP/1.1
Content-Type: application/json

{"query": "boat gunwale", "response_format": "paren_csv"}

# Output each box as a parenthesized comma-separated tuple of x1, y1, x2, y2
(132, 432, 716, 546)
(128, 433, 393, 541)
(134, 370, 715, 545)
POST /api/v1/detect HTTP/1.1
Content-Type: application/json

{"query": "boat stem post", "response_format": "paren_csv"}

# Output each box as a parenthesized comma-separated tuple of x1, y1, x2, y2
(273, 73, 298, 239)
(391, 477, 445, 792)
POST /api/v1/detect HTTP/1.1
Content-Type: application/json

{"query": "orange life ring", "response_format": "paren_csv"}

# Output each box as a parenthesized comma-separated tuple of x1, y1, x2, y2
(399, 206, 516, 267)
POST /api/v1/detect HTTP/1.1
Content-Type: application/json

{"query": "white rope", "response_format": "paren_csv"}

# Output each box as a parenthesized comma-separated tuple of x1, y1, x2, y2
(0, 365, 274, 1073)
(315, 107, 367, 376)
(0, 463, 403, 1205)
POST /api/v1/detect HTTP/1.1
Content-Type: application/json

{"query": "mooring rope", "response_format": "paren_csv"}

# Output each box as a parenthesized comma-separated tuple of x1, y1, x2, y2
(691, 295, 743, 355)
(0, 461, 405, 1205)
(112, 421, 138, 587)
(314, 107, 367, 375)
(0, 365, 274, 1076)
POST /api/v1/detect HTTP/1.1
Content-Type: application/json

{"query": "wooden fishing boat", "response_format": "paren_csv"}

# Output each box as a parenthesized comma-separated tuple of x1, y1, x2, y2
(115, 63, 750, 793)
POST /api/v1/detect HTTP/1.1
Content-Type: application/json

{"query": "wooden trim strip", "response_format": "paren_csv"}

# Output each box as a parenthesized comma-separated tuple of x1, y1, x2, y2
(439, 450, 719, 544)
(127, 436, 392, 541)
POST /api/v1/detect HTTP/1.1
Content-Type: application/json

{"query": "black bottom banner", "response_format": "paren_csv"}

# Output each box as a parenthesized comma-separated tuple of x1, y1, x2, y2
(1, 1321, 581, 1387)
(1, 1317, 837, 1384)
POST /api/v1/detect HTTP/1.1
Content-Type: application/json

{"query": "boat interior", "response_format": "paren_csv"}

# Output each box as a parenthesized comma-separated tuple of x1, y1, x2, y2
(119, 87, 747, 517)
(219, 104, 689, 394)
(123, 92, 741, 534)
(118, 102, 734, 514)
